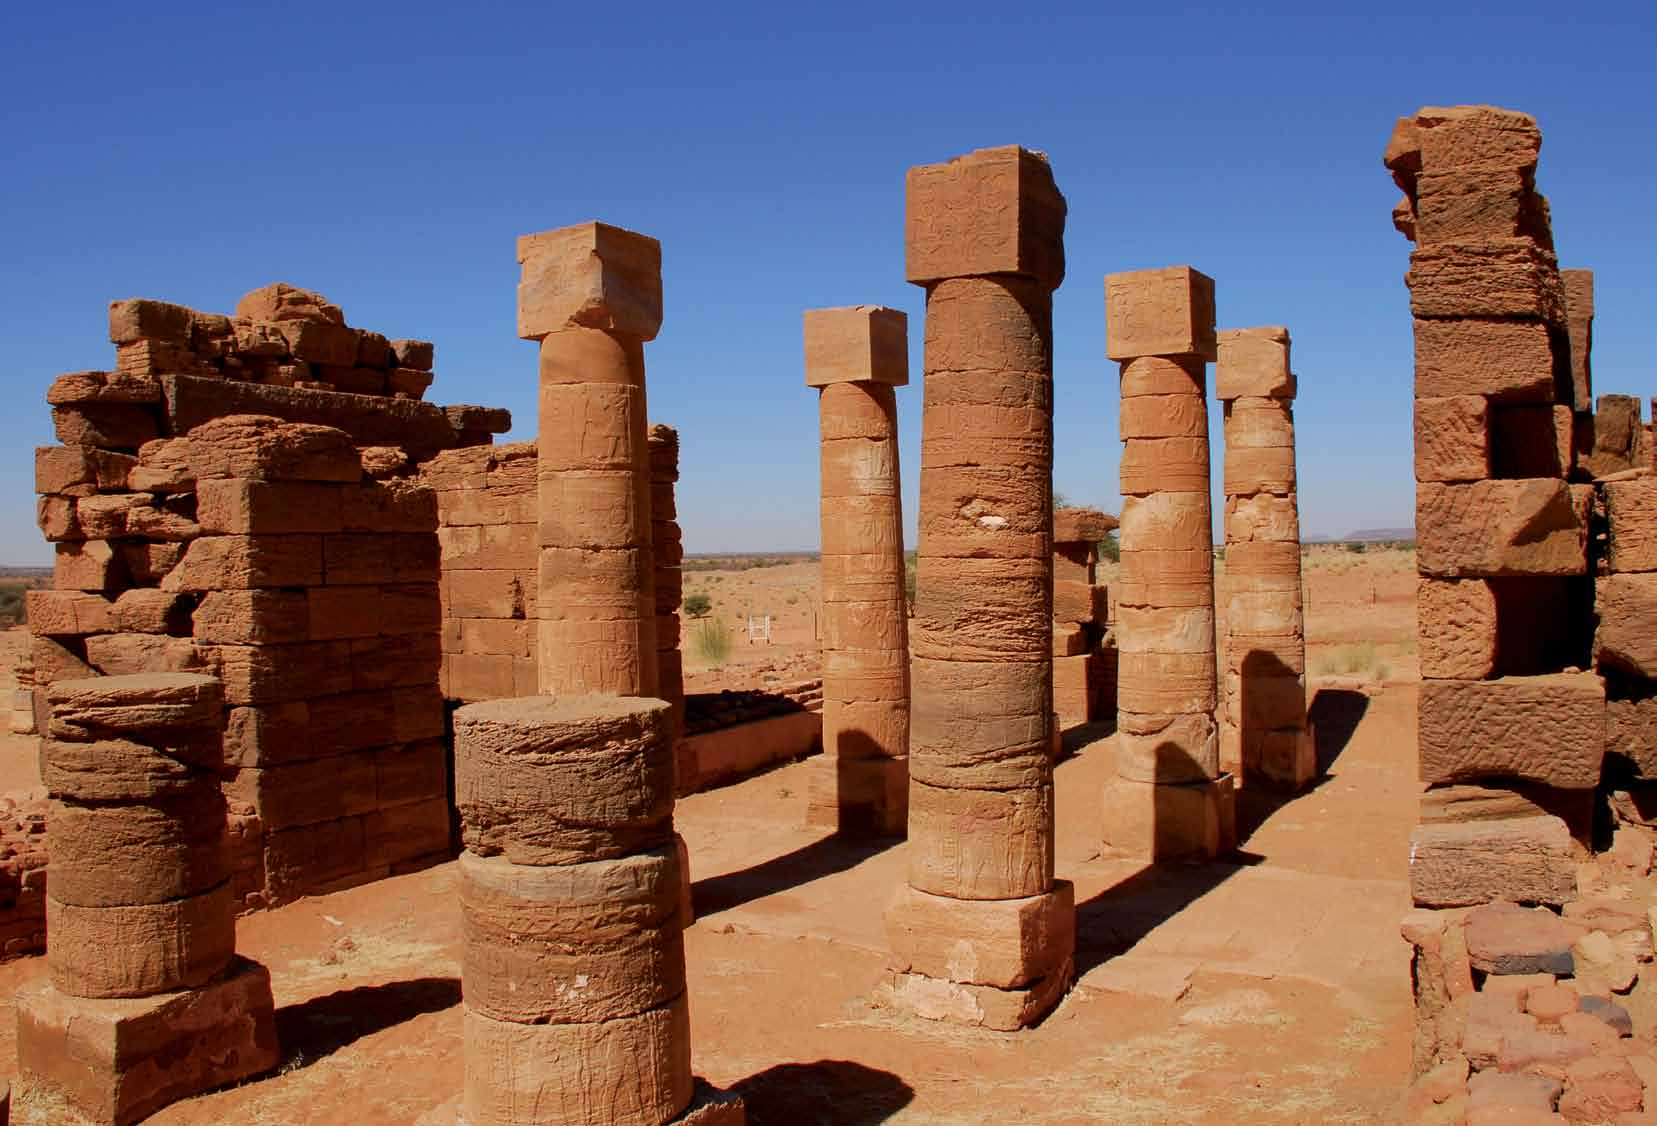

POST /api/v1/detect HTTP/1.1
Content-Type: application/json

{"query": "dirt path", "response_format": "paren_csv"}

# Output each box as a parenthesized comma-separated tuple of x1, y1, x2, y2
(0, 677, 1417, 1124)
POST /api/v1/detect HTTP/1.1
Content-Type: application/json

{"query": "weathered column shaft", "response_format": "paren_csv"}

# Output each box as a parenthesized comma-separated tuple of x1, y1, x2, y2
(1052, 506, 1117, 733)
(454, 694, 692, 1125)
(519, 224, 662, 698)
(649, 424, 685, 741)
(18, 672, 278, 1123)
(804, 305, 910, 836)
(1216, 327, 1310, 788)
(879, 145, 1075, 1032)
(1103, 267, 1235, 860)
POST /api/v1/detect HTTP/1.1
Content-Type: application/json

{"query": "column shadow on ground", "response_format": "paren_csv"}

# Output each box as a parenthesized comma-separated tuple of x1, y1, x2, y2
(272, 976, 462, 1072)
(1307, 686, 1370, 774)
(731, 1059, 915, 1125)
(692, 833, 899, 918)
(1073, 855, 1262, 980)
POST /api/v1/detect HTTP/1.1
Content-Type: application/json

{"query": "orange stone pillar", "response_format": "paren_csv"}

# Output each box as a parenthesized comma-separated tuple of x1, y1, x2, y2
(802, 305, 911, 836)
(17, 673, 278, 1123)
(878, 146, 1075, 1030)
(1103, 266, 1236, 860)
(519, 223, 661, 698)
(1216, 327, 1312, 788)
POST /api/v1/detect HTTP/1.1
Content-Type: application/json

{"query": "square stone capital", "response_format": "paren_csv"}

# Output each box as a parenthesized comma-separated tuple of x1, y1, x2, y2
(1216, 326, 1295, 401)
(905, 145, 1066, 290)
(803, 306, 909, 387)
(1105, 266, 1217, 361)
(517, 222, 662, 342)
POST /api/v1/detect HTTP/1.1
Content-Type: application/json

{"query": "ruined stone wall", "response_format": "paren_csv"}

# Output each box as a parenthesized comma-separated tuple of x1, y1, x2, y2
(1052, 507, 1116, 733)
(1387, 106, 1599, 914)
(30, 286, 504, 907)
(0, 796, 49, 961)
(420, 442, 538, 702)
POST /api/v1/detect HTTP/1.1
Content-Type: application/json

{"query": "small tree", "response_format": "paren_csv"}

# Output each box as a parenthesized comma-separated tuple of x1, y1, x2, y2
(1097, 532, 1120, 563)
(683, 592, 712, 619)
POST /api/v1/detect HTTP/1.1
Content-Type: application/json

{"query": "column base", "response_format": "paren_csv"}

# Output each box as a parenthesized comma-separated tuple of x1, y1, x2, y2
(1222, 723, 1316, 789)
(876, 880, 1075, 1030)
(1102, 773, 1237, 861)
(419, 1079, 744, 1124)
(873, 958, 1075, 1031)
(803, 754, 907, 837)
(15, 956, 279, 1126)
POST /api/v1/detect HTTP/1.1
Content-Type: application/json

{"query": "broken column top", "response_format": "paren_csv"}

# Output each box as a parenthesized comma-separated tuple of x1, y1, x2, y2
(1216, 326, 1296, 402)
(1105, 266, 1217, 362)
(1384, 104, 1542, 179)
(1054, 506, 1117, 544)
(803, 305, 909, 388)
(517, 221, 663, 343)
(905, 145, 1066, 291)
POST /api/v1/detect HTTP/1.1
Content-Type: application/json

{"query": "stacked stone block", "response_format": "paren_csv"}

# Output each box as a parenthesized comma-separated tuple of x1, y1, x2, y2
(650, 424, 687, 741)
(519, 223, 661, 698)
(881, 145, 1075, 1030)
(1051, 506, 1116, 731)
(1103, 266, 1235, 860)
(421, 442, 538, 702)
(0, 795, 49, 961)
(1386, 105, 1598, 907)
(1215, 326, 1312, 789)
(17, 672, 277, 1124)
(452, 696, 740, 1124)
(802, 305, 911, 836)
(1599, 474, 1657, 790)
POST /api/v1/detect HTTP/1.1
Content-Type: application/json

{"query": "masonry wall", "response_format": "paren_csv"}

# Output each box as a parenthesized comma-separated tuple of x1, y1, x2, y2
(420, 442, 539, 703)
(30, 285, 507, 908)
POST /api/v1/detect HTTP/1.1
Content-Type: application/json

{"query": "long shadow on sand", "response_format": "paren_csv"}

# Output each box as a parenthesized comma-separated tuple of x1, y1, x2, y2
(732, 1060, 915, 1125)
(274, 976, 462, 1071)
(1074, 855, 1262, 981)
(692, 834, 899, 918)
(1308, 686, 1370, 775)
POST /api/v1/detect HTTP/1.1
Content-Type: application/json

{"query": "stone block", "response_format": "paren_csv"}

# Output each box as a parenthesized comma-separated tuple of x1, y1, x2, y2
(1119, 436, 1210, 495)
(1490, 404, 1572, 479)
(204, 640, 353, 705)
(1415, 396, 1490, 482)
(46, 672, 221, 743)
(49, 788, 227, 907)
(47, 883, 235, 998)
(1407, 238, 1563, 322)
(1409, 816, 1576, 908)
(107, 298, 195, 345)
(873, 958, 1073, 1032)
(84, 632, 201, 676)
(1412, 105, 1542, 173)
(1597, 573, 1657, 678)
(1101, 773, 1235, 861)
(906, 778, 1052, 900)
(1418, 577, 1497, 679)
(163, 533, 323, 590)
(802, 754, 908, 837)
(1604, 477, 1657, 573)
(262, 816, 366, 902)
(226, 752, 378, 830)
(53, 404, 161, 450)
(803, 305, 909, 387)
(109, 589, 193, 635)
(1562, 268, 1593, 411)
(1215, 326, 1293, 400)
(1418, 673, 1604, 789)
(463, 998, 691, 1125)
(364, 795, 450, 869)
(884, 880, 1073, 990)
(1105, 265, 1217, 361)
(1463, 901, 1576, 975)
(1414, 167, 1549, 245)
(1405, 316, 1557, 404)
(26, 590, 114, 637)
(186, 414, 360, 483)
(453, 695, 674, 866)
(323, 532, 440, 584)
(1115, 711, 1218, 783)
(1416, 479, 1585, 577)
(1053, 506, 1116, 544)
(161, 375, 456, 463)
(1584, 394, 1642, 479)
(516, 222, 662, 341)
(235, 283, 343, 324)
(196, 478, 343, 534)
(460, 847, 681, 1024)
(15, 959, 278, 1126)
(47, 369, 163, 407)
(905, 145, 1065, 289)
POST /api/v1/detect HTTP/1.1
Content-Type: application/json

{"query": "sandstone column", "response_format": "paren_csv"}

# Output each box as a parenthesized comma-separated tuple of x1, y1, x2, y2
(802, 305, 911, 836)
(649, 424, 685, 741)
(453, 695, 740, 1124)
(519, 223, 660, 697)
(1103, 267, 1235, 860)
(1216, 327, 1313, 789)
(880, 145, 1074, 1030)
(1052, 506, 1117, 735)
(17, 672, 278, 1124)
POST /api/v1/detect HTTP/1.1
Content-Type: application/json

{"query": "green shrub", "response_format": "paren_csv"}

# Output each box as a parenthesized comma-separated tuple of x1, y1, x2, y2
(0, 583, 26, 625)
(1345, 541, 1368, 554)
(683, 593, 712, 619)
(691, 619, 730, 665)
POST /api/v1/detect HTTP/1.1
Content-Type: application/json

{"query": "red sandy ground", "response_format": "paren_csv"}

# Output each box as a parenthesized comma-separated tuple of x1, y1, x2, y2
(0, 548, 1422, 1123)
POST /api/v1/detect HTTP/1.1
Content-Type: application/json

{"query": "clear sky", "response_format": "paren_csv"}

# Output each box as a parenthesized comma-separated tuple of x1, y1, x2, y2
(3, 1, 1653, 563)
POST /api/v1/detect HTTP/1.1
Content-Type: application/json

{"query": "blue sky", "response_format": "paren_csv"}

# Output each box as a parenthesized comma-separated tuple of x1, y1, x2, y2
(3, 1, 1652, 562)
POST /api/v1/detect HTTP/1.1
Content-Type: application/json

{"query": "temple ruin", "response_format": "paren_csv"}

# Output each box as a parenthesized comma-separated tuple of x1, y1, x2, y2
(8, 101, 1657, 1123)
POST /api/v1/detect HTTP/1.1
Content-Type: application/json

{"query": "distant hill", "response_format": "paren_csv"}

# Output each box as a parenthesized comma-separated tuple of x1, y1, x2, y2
(1341, 527, 1415, 542)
